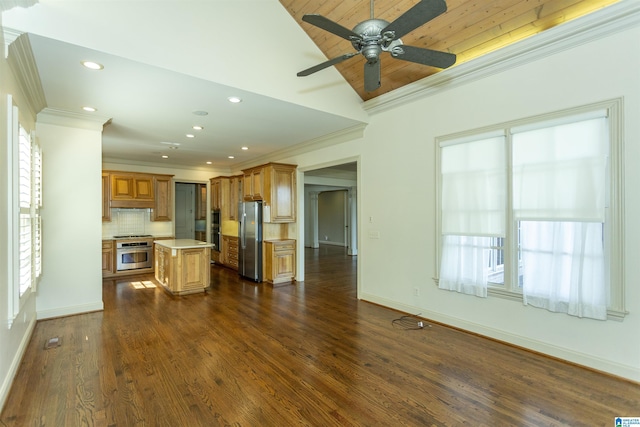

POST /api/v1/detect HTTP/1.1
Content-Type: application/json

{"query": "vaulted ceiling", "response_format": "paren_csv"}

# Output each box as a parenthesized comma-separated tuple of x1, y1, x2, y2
(282, 0, 620, 100)
(1, 0, 623, 170)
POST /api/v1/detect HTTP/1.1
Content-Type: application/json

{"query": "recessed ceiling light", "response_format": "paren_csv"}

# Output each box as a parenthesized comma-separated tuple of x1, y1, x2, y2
(192, 125, 203, 130)
(186, 134, 195, 138)
(241, 146, 248, 150)
(206, 161, 212, 165)
(169, 146, 178, 150)
(160, 141, 180, 146)
(228, 155, 235, 159)
(82, 106, 97, 112)
(227, 96, 242, 104)
(192, 110, 208, 116)
(81, 60, 103, 70)
(162, 155, 169, 159)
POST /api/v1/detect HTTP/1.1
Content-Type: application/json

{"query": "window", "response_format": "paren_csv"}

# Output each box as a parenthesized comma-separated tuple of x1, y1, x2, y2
(7, 96, 41, 324)
(435, 100, 625, 321)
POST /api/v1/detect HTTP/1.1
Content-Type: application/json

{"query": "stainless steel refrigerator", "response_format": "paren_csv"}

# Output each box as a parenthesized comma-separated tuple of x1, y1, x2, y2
(238, 200, 263, 282)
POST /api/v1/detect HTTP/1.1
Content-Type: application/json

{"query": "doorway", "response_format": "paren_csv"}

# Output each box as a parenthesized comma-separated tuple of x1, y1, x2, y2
(302, 161, 358, 285)
(175, 182, 195, 239)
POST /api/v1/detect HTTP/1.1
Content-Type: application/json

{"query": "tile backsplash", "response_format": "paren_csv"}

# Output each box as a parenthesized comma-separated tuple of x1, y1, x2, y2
(102, 208, 173, 237)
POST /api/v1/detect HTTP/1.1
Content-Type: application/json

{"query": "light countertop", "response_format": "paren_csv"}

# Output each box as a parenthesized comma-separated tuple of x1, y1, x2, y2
(154, 239, 213, 249)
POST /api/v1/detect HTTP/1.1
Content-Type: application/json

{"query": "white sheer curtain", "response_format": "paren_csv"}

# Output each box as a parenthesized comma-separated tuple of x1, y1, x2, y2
(519, 221, 607, 319)
(440, 235, 491, 297)
(439, 134, 506, 297)
(513, 114, 608, 320)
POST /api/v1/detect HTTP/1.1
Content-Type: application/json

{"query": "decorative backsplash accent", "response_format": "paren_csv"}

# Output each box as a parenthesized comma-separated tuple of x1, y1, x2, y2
(117, 209, 146, 235)
(102, 208, 173, 238)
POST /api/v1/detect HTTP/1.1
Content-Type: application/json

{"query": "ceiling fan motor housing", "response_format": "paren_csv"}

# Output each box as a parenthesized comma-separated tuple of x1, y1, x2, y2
(351, 19, 390, 63)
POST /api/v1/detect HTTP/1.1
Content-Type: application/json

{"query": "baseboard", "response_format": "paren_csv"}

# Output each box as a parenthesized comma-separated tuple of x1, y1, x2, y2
(359, 292, 640, 382)
(319, 241, 346, 247)
(0, 315, 37, 413)
(36, 301, 104, 320)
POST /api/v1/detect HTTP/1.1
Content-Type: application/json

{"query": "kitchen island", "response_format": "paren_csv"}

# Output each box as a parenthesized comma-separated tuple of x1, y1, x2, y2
(154, 239, 212, 295)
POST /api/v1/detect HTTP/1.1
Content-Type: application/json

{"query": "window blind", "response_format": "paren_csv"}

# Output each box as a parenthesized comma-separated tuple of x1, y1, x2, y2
(512, 116, 608, 222)
(440, 135, 506, 236)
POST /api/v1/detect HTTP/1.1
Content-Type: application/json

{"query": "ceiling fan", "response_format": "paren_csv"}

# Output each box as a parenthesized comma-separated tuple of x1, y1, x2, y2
(297, 0, 456, 92)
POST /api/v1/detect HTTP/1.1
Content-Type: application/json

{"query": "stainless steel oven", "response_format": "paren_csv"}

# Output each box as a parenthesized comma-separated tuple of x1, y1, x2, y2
(211, 209, 220, 254)
(115, 237, 153, 271)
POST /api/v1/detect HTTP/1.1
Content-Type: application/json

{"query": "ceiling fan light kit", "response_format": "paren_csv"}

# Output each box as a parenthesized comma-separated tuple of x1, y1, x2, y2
(298, 0, 456, 92)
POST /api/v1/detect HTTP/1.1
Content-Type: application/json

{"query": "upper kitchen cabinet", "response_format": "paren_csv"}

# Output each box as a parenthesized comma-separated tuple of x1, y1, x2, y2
(210, 176, 240, 220)
(152, 174, 173, 222)
(242, 163, 297, 223)
(210, 177, 222, 211)
(102, 172, 111, 222)
(196, 183, 207, 220)
(103, 171, 174, 220)
(109, 172, 154, 208)
(243, 167, 264, 201)
(229, 175, 242, 221)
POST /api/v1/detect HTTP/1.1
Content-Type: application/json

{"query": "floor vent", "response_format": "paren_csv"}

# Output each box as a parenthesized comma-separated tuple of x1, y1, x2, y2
(44, 337, 61, 350)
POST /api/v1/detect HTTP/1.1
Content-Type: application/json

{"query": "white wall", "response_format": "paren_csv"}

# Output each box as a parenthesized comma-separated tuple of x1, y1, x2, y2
(35, 117, 105, 319)
(281, 23, 640, 380)
(0, 14, 38, 411)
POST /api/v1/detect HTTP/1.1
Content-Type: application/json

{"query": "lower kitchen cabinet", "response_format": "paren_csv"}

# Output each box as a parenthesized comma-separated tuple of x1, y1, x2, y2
(102, 240, 115, 275)
(222, 235, 239, 271)
(264, 239, 296, 285)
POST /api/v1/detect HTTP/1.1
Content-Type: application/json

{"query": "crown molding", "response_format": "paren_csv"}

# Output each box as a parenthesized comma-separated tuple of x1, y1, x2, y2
(101, 156, 230, 174)
(3, 26, 20, 58)
(231, 123, 366, 171)
(37, 107, 112, 131)
(5, 30, 47, 119)
(0, 0, 38, 13)
(364, 0, 640, 115)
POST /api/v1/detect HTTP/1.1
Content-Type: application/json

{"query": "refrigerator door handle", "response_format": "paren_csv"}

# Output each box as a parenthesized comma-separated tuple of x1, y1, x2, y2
(240, 212, 246, 249)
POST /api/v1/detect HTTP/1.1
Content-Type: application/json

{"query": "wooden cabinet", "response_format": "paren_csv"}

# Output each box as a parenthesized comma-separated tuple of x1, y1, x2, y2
(242, 163, 296, 223)
(102, 172, 111, 222)
(264, 239, 296, 285)
(154, 240, 211, 295)
(243, 168, 264, 201)
(210, 178, 221, 211)
(222, 235, 239, 270)
(102, 240, 115, 276)
(195, 231, 206, 242)
(228, 175, 242, 220)
(196, 184, 207, 220)
(211, 176, 242, 220)
(152, 175, 173, 221)
(104, 171, 173, 212)
(110, 173, 154, 208)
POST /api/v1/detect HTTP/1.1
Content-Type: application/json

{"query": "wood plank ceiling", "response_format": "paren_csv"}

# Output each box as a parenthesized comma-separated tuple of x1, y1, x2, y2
(280, 0, 620, 100)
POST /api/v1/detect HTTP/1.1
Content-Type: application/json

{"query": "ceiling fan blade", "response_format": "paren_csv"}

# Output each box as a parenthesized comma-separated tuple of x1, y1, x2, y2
(297, 52, 359, 77)
(364, 60, 381, 92)
(382, 0, 447, 40)
(302, 14, 362, 42)
(392, 45, 456, 69)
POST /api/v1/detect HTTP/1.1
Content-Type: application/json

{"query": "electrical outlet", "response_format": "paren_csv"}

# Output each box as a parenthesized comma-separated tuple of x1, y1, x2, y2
(413, 287, 420, 296)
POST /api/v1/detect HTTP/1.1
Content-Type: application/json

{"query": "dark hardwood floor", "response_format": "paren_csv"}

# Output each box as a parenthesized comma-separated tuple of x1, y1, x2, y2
(1, 245, 638, 426)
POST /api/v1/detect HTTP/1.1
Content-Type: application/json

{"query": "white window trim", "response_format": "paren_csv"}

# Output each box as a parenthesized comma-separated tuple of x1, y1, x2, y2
(434, 98, 626, 321)
(6, 95, 40, 328)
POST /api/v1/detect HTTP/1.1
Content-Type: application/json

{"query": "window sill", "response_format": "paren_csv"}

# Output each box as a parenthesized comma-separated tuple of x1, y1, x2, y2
(433, 278, 627, 321)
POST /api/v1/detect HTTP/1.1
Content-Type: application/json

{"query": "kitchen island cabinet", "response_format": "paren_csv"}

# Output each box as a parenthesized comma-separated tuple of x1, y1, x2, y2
(154, 239, 212, 295)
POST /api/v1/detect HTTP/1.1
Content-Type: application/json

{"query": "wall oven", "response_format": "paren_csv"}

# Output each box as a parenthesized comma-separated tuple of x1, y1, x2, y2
(211, 209, 221, 254)
(115, 237, 153, 271)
